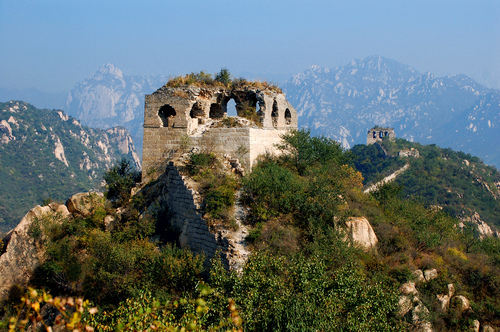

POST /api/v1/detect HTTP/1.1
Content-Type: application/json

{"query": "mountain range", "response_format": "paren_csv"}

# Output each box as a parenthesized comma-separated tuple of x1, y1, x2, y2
(281, 56, 499, 168)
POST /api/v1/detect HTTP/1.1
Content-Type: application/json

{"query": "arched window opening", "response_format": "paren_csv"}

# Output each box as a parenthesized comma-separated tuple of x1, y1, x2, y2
(190, 102, 204, 118)
(158, 104, 176, 127)
(384, 131, 388, 137)
(226, 98, 237, 117)
(271, 100, 279, 128)
(379, 131, 384, 138)
(373, 131, 377, 138)
(284, 108, 292, 125)
(209, 103, 224, 119)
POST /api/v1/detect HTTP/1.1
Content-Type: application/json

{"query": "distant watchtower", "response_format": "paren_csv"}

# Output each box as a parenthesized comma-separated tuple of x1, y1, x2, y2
(367, 127, 395, 145)
(142, 77, 297, 179)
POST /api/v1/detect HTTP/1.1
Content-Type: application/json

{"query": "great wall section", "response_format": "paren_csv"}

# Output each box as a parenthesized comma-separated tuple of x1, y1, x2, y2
(141, 82, 297, 269)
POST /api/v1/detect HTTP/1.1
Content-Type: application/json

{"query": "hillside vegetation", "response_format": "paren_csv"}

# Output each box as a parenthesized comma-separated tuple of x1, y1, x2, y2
(0, 101, 140, 232)
(352, 138, 500, 229)
(1, 130, 500, 331)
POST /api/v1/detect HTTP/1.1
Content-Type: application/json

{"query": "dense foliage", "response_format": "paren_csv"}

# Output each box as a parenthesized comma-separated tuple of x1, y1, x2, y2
(351, 139, 500, 228)
(2, 130, 500, 331)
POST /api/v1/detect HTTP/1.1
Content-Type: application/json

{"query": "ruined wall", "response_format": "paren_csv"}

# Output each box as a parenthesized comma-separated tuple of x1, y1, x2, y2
(142, 85, 298, 179)
(153, 162, 227, 267)
(141, 83, 298, 266)
(367, 127, 395, 145)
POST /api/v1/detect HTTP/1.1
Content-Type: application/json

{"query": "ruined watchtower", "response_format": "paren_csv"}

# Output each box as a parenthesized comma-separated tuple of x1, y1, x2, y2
(367, 127, 395, 145)
(142, 80, 297, 178)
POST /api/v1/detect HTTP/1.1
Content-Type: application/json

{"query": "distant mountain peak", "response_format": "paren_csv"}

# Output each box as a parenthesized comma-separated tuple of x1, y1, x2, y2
(308, 65, 329, 73)
(92, 64, 123, 80)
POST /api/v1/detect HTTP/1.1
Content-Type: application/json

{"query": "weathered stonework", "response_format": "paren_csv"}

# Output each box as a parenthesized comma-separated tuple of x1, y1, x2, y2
(142, 85, 297, 179)
(367, 127, 395, 145)
(140, 82, 298, 268)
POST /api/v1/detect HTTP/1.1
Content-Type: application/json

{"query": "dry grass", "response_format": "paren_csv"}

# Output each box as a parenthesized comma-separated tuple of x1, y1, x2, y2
(165, 71, 282, 92)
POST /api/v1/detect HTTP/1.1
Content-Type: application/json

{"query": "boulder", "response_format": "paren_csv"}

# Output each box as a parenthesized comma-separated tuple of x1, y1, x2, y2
(344, 216, 378, 250)
(424, 268, 438, 281)
(437, 284, 455, 312)
(104, 215, 115, 231)
(413, 301, 433, 332)
(66, 192, 103, 217)
(400, 282, 418, 296)
(483, 325, 496, 332)
(0, 204, 69, 303)
(472, 320, 480, 332)
(412, 269, 425, 282)
(454, 295, 471, 312)
(398, 295, 413, 317)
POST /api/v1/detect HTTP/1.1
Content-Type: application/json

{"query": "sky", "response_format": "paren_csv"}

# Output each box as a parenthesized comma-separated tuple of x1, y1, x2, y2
(1, 0, 499, 93)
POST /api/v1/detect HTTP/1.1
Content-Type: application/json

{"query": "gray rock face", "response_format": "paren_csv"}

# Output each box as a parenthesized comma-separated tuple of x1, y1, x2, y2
(344, 216, 378, 250)
(0, 204, 70, 303)
(282, 56, 500, 168)
(460, 212, 494, 239)
(65, 64, 168, 156)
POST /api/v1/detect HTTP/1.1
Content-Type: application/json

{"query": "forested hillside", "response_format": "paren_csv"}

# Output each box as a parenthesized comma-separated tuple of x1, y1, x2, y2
(352, 139, 500, 230)
(1, 130, 499, 331)
(0, 101, 140, 232)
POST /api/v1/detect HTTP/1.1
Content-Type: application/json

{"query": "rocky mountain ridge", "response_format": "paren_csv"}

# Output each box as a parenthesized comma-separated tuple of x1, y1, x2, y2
(65, 64, 168, 156)
(282, 56, 499, 168)
(0, 101, 140, 231)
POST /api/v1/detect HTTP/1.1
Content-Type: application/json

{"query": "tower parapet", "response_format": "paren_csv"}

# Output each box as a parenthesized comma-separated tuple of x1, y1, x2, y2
(367, 127, 395, 145)
(142, 83, 297, 179)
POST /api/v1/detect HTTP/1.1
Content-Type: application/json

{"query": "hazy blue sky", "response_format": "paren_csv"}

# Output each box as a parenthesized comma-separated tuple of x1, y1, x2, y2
(1, 0, 499, 92)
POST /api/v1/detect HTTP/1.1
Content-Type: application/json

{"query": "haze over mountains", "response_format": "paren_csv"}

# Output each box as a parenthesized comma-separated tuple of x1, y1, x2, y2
(2, 57, 499, 167)
(282, 56, 499, 168)
(65, 64, 168, 156)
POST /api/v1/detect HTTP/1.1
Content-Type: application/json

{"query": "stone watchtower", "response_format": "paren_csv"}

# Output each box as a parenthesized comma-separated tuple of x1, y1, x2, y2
(142, 82, 297, 178)
(367, 127, 395, 145)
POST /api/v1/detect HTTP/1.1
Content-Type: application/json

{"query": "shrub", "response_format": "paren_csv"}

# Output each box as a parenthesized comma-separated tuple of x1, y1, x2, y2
(103, 158, 141, 205)
(276, 128, 352, 175)
(214, 68, 232, 86)
(185, 152, 217, 176)
(210, 251, 403, 331)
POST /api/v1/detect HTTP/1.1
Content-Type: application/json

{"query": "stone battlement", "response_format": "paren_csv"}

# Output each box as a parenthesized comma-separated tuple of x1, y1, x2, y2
(367, 127, 395, 145)
(142, 84, 297, 179)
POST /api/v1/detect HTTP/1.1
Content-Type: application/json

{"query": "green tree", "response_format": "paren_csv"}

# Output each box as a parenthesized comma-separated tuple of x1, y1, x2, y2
(214, 68, 232, 85)
(276, 129, 351, 175)
(103, 158, 141, 205)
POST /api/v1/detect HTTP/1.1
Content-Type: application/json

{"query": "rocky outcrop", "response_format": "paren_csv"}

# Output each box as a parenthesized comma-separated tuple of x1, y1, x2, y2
(397, 281, 434, 331)
(0, 203, 70, 303)
(459, 212, 494, 239)
(344, 216, 378, 250)
(0, 119, 15, 144)
(66, 192, 104, 217)
(437, 284, 455, 312)
(424, 268, 438, 281)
